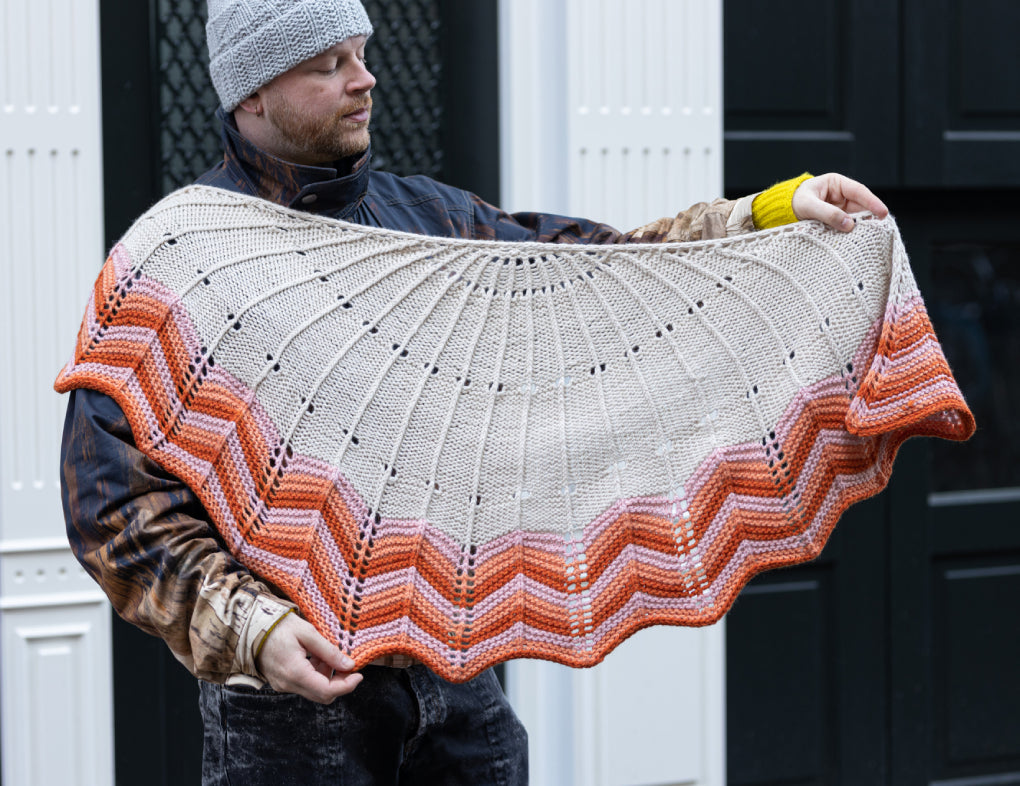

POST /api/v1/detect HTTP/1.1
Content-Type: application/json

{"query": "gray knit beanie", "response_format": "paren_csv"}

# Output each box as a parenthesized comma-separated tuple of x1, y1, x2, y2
(207, 0, 374, 111)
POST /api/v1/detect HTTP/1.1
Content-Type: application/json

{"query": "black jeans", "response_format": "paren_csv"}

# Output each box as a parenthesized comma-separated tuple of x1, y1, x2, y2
(199, 665, 528, 785)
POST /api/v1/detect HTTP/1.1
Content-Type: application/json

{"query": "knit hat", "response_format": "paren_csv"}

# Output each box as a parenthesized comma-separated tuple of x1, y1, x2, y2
(207, 0, 374, 111)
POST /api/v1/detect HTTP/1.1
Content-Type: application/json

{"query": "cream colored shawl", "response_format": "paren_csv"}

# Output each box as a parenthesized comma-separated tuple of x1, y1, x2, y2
(57, 186, 973, 680)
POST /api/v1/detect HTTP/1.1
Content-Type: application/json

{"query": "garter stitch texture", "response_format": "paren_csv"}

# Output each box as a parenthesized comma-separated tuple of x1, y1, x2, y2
(56, 186, 974, 681)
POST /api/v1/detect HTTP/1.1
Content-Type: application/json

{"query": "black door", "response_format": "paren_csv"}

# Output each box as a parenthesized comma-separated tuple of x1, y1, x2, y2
(99, 1, 498, 782)
(887, 195, 1020, 786)
(724, 1, 1020, 783)
(724, 191, 1020, 786)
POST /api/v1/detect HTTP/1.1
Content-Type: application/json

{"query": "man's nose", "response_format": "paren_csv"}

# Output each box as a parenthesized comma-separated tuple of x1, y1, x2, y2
(350, 62, 376, 93)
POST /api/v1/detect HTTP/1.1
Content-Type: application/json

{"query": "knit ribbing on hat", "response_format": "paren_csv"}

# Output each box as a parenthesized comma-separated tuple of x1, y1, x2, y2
(207, 0, 373, 111)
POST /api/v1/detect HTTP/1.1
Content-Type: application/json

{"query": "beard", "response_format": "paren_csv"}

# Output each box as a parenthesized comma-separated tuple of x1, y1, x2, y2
(262, 92, 373, 164)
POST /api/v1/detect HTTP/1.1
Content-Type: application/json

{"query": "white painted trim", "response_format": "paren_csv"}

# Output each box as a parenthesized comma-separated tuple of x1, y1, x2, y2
(497, 0, 570, 216)
(1, 591, 111, 611)
(0, 537, 80, 554)
(2, 602, 113, 785)
(0, 0, 111, 782)
(499, 2, 726, 784)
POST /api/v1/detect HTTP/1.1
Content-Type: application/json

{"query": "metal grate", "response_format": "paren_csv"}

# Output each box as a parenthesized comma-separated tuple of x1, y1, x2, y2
(155, 0, 444, 194)
(157, 0, 222, 194)
(361, 0, 444, 177)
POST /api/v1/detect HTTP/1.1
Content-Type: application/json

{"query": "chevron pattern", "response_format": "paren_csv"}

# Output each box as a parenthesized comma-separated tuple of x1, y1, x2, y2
(56, 189, 973, 681)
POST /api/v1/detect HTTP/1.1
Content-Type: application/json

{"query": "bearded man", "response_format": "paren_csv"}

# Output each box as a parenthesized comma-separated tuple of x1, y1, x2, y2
(59, 1, 888, 783)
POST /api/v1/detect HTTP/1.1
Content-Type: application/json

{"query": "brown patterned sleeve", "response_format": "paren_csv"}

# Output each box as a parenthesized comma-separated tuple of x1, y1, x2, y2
(470, 192, 758, 246)
(618, 195, 757, 244)
(467, 191, 757, 246)
(60, 389, 295, 683)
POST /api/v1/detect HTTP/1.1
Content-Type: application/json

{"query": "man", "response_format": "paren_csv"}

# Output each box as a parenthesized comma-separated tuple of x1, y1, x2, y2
(60, 1, 889, 783)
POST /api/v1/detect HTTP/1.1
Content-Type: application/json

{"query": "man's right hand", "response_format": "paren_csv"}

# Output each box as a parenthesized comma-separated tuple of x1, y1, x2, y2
(255, 613, 363, 703)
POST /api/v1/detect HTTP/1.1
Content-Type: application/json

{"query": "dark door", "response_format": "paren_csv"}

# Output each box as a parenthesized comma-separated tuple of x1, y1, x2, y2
(722, 0, 900, 193)
(99, 1, 499, 782)
(902, 0, 1020, 186)
(887, 195, 1020, 786)
(724, 1, 1020, 782)
(724, 193, 1020, 786)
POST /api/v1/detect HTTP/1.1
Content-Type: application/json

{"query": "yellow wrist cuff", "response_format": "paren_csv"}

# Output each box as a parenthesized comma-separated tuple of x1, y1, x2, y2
(752, 173, 813, 230)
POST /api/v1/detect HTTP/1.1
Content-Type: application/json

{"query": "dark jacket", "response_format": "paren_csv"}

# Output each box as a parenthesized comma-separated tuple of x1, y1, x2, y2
(60, 111, 752, 682)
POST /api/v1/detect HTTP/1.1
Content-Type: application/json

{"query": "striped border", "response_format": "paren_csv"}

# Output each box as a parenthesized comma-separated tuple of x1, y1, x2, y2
(56, 243, 974, 681)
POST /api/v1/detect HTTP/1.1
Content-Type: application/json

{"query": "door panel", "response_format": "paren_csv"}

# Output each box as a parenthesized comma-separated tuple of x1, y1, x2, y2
(927, 242, 1020, 492)
(725, 569, 837, 786)
(903, 0, 1020, 186)
(723, 0, 899, 192)
(889, 193, 1020, 786)
(726, 496, 889, 786)
(933, 559, 1020, 775)
(725, 191, 1020, 784)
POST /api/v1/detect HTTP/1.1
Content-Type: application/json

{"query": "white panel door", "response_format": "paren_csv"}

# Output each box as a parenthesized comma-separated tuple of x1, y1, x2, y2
(565, 0, 724, 233)
(0, 0, 111, 783)
(1, 593, 112, 786)
(500, 2, 726, 784)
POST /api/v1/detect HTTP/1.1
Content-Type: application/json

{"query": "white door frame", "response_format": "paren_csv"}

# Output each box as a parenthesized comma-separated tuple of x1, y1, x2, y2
(498, 2, 726, 784)
(0, 1, 112, 783)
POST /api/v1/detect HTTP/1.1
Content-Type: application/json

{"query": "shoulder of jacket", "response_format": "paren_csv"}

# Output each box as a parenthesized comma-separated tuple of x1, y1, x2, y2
(368, 170, 469, 205)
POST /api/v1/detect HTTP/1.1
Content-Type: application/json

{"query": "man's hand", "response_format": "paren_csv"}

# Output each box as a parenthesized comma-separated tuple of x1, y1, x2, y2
(256, 613, 363, 703)
(792, 173, 889, 232)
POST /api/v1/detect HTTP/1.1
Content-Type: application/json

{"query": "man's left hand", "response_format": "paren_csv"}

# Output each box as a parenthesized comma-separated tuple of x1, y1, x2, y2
(792, 173, 889, 232)
(256, 613, 363, 703)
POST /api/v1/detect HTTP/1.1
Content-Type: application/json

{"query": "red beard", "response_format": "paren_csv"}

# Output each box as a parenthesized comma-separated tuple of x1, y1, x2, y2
(264, 93, 373, 164)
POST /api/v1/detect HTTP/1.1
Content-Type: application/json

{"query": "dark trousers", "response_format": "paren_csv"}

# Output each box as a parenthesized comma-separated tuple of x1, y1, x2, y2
(199, 665, 528, 785)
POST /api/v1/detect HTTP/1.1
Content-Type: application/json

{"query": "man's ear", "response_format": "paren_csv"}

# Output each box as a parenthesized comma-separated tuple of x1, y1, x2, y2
(237, 93, 263, 117)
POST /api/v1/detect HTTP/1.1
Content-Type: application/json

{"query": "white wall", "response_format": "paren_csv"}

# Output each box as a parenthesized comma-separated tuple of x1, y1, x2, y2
(0, 1, 727, 782)
(499, 2, 726, 784)
(0, 0, 112, 783)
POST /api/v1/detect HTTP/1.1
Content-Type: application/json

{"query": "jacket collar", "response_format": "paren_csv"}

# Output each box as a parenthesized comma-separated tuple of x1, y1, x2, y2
(217, 108, 372, 214)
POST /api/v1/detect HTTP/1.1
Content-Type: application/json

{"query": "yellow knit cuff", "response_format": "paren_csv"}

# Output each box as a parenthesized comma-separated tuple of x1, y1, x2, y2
(752, 173, 813, 230)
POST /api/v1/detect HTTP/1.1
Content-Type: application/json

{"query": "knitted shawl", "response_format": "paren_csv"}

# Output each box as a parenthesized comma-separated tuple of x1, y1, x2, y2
(56, 186, 974, 681)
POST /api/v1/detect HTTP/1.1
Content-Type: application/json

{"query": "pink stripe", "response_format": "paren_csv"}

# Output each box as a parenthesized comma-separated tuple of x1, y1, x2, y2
(295, 570, 344, 643)
(64, 362, 133, 382)
(61, 260, 970, 672)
